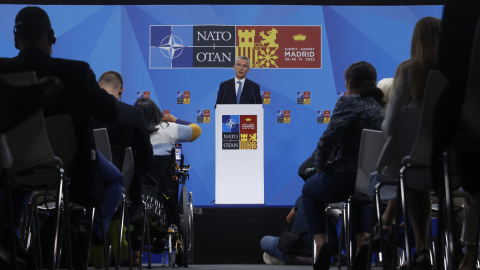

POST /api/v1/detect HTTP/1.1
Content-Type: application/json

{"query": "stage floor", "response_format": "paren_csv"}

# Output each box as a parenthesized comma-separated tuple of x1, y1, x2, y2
(84, 264, 386, 269)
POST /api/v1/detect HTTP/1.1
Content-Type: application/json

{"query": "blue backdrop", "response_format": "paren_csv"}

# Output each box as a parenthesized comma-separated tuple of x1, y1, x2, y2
(0, 5, 443, 206)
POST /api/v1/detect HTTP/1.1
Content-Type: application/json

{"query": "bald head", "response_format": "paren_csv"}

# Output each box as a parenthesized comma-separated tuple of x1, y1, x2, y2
(98, 71, 123, 100)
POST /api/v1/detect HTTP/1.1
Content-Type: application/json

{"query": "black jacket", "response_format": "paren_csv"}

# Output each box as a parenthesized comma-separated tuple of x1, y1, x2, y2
(215, 78, 262, 105)
(92, 100, 153, 173)
(0, 47, 118, 205)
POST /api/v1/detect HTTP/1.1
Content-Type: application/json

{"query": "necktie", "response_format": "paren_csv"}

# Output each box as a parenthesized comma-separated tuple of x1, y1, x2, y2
(237, 81, 242, 104)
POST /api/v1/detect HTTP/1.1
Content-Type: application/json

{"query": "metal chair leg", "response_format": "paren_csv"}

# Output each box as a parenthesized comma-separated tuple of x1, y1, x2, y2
(115, 197, 126, 270)
(344, 201, 351, 270)
(366, 187, 378, 270)
(139, 204, 146, 270)
(146, 219, 151, 269)
(399, 168, 411, 270)
(124, 199, 133, 270)
(473, 210, 480, 270)
(63, 175, 73, 270)
(86, 207, 95, 270)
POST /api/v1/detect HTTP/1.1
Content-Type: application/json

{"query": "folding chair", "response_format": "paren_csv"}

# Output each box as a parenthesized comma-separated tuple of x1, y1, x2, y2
(110, 146, 135, 270)
(6, 110, 76, 270)
(91, 128, 115, 270)
(324, 129, 385, 269)
(370, 106, 421, 270)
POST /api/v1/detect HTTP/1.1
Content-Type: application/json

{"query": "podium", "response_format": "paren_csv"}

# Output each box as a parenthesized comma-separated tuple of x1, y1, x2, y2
(215, 104, 264, 204)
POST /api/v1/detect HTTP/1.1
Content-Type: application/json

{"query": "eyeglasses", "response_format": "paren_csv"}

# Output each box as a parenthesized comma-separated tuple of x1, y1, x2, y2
(235, 63, 249, 69)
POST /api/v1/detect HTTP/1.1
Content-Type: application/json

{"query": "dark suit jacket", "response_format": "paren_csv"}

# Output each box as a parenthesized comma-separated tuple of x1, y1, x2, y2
(92, 101, 153, 173)
(215, 78, 262, 105)
(0, 47, 118, 205)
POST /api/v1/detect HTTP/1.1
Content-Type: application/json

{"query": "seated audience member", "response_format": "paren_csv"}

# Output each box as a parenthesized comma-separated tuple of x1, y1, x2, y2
(431, 1, 480, 269)
(298, 150, 317, 182)
(260, 196, 313, 265)
(91, 71, 154, 266)
(0, 6, 123, 269)
(134, 98, 201, 156)
(375, 16, 441, 269)
(301, 61, 385, 270)
(132, 97, 201, 265)
(376, 78, 394, 106)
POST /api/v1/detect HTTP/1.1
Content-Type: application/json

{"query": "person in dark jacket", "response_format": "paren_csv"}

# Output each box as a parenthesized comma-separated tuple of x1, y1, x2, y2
(0, 6, 124, 269)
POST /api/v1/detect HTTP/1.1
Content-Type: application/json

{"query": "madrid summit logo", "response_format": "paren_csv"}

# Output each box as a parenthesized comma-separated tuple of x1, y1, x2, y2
(150, 25, 321, 69)
(222, 115, 257, 150)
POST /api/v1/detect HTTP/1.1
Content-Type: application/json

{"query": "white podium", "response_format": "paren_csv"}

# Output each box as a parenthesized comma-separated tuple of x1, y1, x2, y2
(215, 104, 264, 204)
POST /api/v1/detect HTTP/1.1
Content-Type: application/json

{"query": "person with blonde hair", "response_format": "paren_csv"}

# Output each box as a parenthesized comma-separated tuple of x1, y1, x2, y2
(377, 78, 394, 105)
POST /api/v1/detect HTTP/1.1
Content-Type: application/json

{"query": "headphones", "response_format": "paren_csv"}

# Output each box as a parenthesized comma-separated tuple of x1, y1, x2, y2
(14, 21, 56, 49)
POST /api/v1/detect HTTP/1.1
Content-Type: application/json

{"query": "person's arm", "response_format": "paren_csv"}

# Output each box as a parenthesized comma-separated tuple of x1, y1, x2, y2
(215, 82, 225, 106)
(314, 96, 355, 171)
(163, 113, 202, 142)
(286, 208, 296, 225)
(254, 83, 262, 104)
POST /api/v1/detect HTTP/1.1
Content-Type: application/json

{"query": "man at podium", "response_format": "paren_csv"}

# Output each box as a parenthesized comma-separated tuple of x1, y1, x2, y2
(215, 56, 262, 105)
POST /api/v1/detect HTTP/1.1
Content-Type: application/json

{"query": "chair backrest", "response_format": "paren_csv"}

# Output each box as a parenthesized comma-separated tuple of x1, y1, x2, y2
(0, 71, 37, 86)
(93, 128, 112, 162)
(6, 110, 63, 189)
(460, 19, 480, 138)
(0, 134, 13, 169)
(376, 106, 421, 180)
(122, 147, 135, 193)
(6, 110, 55, 173)
(355, 129, 385, 195)
(111, 146, 135, 195)
(44, 114, 77, 174)
(407, 70, 448, 165)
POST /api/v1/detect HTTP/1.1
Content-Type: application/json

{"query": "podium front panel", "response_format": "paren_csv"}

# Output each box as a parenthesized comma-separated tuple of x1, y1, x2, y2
(215, 104, 264, 204)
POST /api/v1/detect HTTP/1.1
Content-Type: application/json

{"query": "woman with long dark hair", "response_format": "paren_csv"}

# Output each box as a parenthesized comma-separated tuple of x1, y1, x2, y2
(132, 98, 201, 265)
(302, 61, 385, 270)
(134, 98, 201, 156)
(376, 17, 441, 269)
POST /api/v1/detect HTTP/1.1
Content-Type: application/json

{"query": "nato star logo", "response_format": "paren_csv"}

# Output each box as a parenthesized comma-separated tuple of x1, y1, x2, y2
(150, 25, 193, 68)
(226, 118, 236, 129)
(158, 34, 185, 60)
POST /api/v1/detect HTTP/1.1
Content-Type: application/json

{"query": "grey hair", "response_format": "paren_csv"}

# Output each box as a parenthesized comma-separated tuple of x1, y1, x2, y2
(235, 56, 250, 67)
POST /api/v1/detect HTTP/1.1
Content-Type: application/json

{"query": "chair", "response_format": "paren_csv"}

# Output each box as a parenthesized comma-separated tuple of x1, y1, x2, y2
(94, 128, 112, 162)
(91, 128, 115, 270)
(324, 129, 385, 269)
(348, 129, 385, 267)
(370, 70, 449, 270)
(443, 19, 480, 270)
(395, 70, 448, 269)
(369, 106, 420, 270)
(5, 110, 76, 270)
(110, 146, 135, 270)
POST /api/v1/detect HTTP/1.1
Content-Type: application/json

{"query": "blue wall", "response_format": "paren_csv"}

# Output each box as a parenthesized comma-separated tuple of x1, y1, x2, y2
(0, 5, 443, 206)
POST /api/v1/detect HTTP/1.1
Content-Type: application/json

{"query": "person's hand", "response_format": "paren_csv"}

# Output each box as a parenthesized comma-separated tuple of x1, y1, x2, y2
(163, 114, 177, 122)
